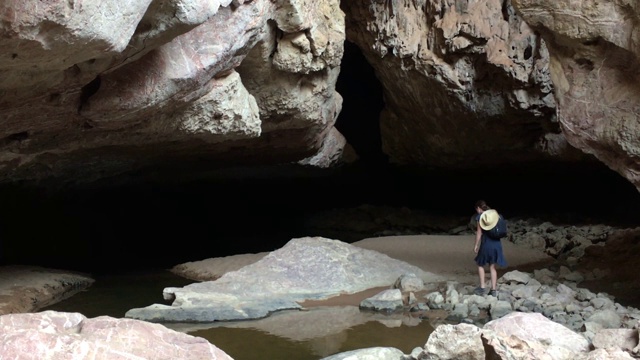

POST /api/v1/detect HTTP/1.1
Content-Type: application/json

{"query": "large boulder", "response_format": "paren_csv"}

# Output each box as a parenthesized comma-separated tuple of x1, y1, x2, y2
(484, 312, 591, 354)
(0, 311, 232, 359)
(125, 236, 444, 322)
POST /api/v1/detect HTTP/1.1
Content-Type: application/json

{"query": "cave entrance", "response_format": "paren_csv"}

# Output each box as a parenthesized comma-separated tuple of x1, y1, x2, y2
(335, 40, 387, 166)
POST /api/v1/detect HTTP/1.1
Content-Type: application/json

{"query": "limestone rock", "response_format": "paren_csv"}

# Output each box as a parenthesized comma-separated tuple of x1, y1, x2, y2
(0, 311, 232, 360)
(0, 0, 347, 185)
(512, 0, 640, 191)
(125, 236, 444, 322)
(484, 312, 590, 354)
(342, 0, 579, 168)
(420, 323, 484, 360)
(320, 347, 405, 360)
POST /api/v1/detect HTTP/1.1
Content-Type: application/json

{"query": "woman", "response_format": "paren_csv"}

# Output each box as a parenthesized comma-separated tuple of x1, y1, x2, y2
(473, 200, 507, 296)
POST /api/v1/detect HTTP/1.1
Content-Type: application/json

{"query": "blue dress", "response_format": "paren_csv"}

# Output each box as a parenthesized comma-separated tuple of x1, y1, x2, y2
(474, 213, 508, 267)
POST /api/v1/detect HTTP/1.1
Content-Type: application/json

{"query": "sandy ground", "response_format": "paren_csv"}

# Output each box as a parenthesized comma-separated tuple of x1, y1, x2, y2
(172, 235, 555, 283)
(170, 235, 556, 309)
(352, 235, 554, 283)
(0, 265, 94, 315)
(300, 235, 555, 307)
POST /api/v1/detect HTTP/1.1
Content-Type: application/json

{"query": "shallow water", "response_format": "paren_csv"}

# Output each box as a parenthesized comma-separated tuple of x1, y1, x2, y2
(188, 319, 433, 360)
(43, 270, 193, 317)
(43, 270, 435, 359)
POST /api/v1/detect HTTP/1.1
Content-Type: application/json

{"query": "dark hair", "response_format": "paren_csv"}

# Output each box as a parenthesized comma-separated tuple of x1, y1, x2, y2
(475, 200, 490, 211)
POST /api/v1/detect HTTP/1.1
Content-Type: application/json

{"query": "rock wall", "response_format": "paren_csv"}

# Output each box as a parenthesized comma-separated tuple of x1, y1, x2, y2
(342, 0, 586, 168)
(0, 0, 346, 185)
(0, 0, 639, 194)
(511, 0, 640, 190)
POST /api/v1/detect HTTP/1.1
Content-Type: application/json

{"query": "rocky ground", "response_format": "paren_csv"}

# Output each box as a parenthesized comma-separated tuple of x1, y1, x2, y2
(303, 205, 640, 309)
(0, 205, 638, 359)
(0, 265, 93, 316)
(1, 205, 638, 315)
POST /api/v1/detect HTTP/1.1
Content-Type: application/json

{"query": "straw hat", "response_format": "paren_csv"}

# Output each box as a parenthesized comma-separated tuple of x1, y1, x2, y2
(479, 209, 499, 230)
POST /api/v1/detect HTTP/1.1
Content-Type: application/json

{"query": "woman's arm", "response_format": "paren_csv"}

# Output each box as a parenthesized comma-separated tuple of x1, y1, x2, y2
(474, 222, 482, 254)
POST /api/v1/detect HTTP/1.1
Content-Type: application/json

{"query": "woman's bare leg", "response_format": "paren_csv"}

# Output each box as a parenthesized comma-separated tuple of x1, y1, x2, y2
(489, 263, 497, 290)
(477, 266, 486, 289)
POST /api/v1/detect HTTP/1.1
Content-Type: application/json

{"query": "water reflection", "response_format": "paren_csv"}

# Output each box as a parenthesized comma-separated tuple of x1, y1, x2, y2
(43, 271, 435, 359)
(42, 270, 193, 318)
(168, 306, 434, 359)
(188, 321, 433, 360)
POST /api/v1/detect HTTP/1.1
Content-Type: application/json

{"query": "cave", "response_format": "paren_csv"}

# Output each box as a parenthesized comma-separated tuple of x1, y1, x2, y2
(4, 2, 640, 358)
(0, 41, 639, 276)
(334, 40, 387, 166)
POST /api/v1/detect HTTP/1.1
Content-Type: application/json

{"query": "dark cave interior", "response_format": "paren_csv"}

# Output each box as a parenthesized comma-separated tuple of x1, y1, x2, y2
(0, 41, 639, 276)
(1, 160, 638, 275)
(335, 41, 387, 166)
